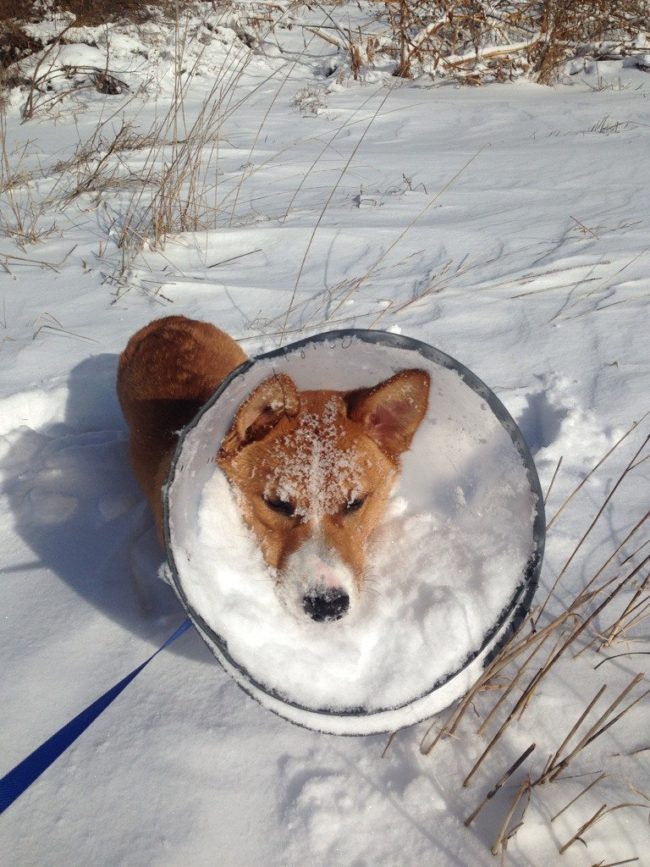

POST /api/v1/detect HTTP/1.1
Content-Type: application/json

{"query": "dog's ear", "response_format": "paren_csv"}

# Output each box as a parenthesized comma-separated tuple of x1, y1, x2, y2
(346, 369, 430, 458)
(219, 373, 300, 459)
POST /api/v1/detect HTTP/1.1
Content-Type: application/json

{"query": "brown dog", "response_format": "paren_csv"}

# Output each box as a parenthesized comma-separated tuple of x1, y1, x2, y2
(118, 316, 430, 621)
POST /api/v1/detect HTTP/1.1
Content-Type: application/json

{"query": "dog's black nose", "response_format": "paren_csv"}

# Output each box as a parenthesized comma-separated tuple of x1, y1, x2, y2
(303, 588, 350, 622)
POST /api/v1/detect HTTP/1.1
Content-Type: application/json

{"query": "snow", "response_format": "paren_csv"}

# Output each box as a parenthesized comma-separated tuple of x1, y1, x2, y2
(1, 3, 649, 864)
(167, 335, 538, 729)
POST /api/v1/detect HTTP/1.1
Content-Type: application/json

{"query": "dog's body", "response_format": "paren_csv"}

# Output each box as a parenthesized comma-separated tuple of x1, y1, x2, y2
(117, 316, 247, 535)
(118, 316, 430, 621)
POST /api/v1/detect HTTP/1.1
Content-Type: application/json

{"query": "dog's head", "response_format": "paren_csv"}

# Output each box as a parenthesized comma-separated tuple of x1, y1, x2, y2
(218, 369, 430, 622)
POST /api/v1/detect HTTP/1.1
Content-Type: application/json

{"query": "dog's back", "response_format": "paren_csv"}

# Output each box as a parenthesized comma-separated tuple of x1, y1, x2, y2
(117, 316, 247, 536)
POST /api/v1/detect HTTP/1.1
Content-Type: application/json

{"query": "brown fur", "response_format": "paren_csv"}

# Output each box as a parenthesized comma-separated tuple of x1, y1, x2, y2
(117, 315, 247, 537)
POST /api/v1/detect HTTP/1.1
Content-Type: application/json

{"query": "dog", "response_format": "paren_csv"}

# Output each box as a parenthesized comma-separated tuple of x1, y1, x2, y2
(118, 316, 430, 622)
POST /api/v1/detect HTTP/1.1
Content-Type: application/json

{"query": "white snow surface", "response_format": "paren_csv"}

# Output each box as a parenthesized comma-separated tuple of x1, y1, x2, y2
(168, 336, 537, 721)
(1, 4, 649, 865)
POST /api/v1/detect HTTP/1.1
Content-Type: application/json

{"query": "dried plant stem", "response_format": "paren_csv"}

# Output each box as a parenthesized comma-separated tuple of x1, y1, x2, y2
(541, 685, 607, 782)
(546, 413, 649, 531)
(621, 536, 650, 567)
(494, 610, 567, 670)
(22, 21, 75, 120)
(490, 778, 531, 856)
(579, 687, 650, 755)
(595, 650, 650, 670)
(532, 562, 648, 696)
(544, 456, 563, 504)
(573, 510, 650, 612)
(422, 613, 562, 755)
(476, 632, 551, 735)
(426, 553, 646, 777)
(207, 248, 262, 269)
(280, 88, 381, 225)
(616, 599, 650, 634)
(548, 674, 645, 782)
(515, 631, 574, 719)
(279, 86, 396, 342)
(594, 859, 639, 867)
(326, 145, 488, 323)
(559, 803, 608, 854)
(463, 710, 523, 787)
(462, 562, 646, 786)
(599, 569, 650, 648)
(464, 743, 535, 826)
(381, 731, 398, 758)
(420, 627, 524, 754)
(535, 435, 649, 625)
(565, 555, 650, 660)
(227, 26, 321, 226)
(116, 3, 297, 262)
(604, 802, 650, 816)
(551, 772, 607, 822)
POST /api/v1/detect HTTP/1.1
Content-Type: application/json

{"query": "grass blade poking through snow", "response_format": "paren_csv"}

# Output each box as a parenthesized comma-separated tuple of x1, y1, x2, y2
(421, 413, 649, 855)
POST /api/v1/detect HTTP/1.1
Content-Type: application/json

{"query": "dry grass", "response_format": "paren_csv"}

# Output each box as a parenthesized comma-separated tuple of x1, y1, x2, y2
(0, 87, 168, 249)
(111, 2, 292, 275)
(0, 0, 209, 100)
(416, 418, 650, 858)
(3, 1, 648, 98)
(0, 112, 57, 245)
(323, 1, 650, 84)
(0, 0, 269, 260)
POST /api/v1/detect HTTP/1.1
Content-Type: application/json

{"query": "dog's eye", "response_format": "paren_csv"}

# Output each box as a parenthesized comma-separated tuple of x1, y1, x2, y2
(343, 496, 366, 514)
(263, 496, 296, 517)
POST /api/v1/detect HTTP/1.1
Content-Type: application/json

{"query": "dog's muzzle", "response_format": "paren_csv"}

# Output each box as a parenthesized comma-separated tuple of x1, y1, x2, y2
(302, 587, 350, 622)
(282, 536, 355, 622)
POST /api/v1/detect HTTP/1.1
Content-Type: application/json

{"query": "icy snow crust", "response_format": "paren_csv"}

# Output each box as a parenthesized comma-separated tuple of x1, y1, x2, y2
(167, 334, 539, 732)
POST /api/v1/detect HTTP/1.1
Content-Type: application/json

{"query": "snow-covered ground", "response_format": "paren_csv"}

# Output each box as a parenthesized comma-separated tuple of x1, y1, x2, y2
(1, 4, 649, 864)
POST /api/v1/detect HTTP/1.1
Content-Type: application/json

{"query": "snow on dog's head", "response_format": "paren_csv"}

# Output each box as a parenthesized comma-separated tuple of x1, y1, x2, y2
(217, 369, 430, 621)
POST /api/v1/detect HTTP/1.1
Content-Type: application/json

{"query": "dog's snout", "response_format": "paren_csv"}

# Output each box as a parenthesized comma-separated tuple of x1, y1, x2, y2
(303, 587, 350, 622)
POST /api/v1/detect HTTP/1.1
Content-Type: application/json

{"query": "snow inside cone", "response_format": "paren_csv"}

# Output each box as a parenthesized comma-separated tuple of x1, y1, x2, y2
(164, 331, 545, 735)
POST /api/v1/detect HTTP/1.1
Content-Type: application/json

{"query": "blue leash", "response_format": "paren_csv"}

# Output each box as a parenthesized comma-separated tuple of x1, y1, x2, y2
(0, 618, 191, 815)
